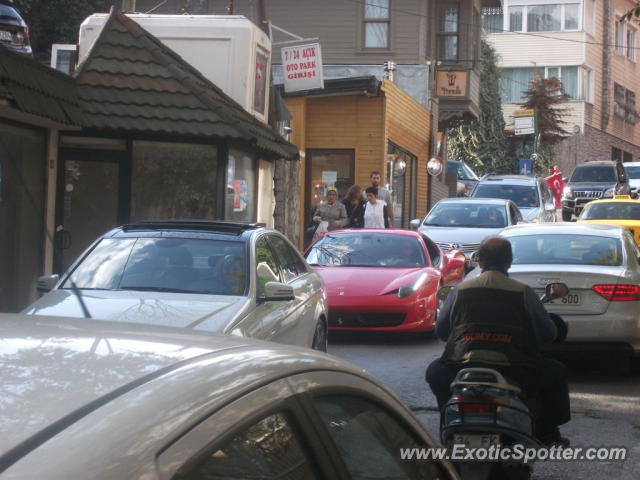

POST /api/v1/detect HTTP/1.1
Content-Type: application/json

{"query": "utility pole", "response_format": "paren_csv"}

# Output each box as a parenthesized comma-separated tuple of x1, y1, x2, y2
(257, 0, 269, 34)
(227, 0, 234, 15)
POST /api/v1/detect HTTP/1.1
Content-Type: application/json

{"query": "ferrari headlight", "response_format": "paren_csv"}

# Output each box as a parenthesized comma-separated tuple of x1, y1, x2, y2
(398, 273, 428, 299)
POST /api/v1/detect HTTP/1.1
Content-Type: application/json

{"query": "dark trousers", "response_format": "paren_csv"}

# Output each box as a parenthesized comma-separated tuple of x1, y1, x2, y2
(426, 357, 571, 436)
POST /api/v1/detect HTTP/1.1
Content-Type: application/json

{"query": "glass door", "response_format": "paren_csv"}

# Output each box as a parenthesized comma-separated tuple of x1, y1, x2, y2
(306, 149, 354, 224)
(56, 151, 123, 272)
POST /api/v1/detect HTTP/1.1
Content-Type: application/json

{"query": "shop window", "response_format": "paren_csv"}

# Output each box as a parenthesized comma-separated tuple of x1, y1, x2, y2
(387, 144, 415, 228)
(131, 141, 218, 221)
(437, 7, 459, 61)
(225, 148, 257, 222)
(363, 0, 390, 49)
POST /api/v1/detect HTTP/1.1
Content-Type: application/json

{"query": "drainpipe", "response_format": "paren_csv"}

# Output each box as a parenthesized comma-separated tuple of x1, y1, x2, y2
(601, 0, 611, 131)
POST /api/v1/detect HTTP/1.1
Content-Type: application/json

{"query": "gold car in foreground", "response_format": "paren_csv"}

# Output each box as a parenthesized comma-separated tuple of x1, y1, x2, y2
(577, 195, 640, 246)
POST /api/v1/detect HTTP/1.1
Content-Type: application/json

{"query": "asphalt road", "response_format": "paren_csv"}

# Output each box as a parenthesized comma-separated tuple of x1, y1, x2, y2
(328, 331, 640, 479)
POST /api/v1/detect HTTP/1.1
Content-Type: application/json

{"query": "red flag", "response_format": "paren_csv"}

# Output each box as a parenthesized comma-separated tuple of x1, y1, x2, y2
(546, 173, 565, 207)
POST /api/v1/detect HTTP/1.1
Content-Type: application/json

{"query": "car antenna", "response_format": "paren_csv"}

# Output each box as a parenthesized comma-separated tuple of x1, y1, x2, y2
(0, 138, 92, 318)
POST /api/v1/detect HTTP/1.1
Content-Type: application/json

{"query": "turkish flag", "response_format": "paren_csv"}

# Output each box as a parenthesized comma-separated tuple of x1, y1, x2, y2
(546, 173, 565, 207)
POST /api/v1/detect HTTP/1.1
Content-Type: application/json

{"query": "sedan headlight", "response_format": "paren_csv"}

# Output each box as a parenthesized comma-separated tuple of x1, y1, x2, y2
(398, 273, 428, 299)
(603, 187, 615, 197)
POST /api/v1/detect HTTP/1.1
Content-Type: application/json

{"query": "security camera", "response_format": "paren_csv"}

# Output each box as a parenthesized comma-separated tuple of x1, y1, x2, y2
(283, 126, 292, 134)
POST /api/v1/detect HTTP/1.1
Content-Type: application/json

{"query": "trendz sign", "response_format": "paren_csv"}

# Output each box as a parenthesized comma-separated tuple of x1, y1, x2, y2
(281, 43, 324, 93)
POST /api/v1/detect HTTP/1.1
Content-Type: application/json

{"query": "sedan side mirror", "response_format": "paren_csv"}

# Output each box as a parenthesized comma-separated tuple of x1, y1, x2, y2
(409, 219, 421, 231)
(37, 274, 60, 294)
(260, 282, 295, 302)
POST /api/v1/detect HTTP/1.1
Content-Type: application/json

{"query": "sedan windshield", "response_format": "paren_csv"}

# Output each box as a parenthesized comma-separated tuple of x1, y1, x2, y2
(581, 202, 640, 220)
(508, 234, 622, 266)
(570, 166, 616, 183)
(306, 233, 426, 267)
(473, 184, 539, 208)
(423, 202, 507, 228)
(624, 166, 640, 179)
(63, 237, 248, 295)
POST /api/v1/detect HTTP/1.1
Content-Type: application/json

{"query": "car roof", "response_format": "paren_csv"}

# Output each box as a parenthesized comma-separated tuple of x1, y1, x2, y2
(105, 220, 269, 240)
(623, 162, 640, 167)
(575, 161, 616, 167)
(500, 222, 625, 238)
(434, 197, 512, 206)
(325, 228, 423, 237)
(477, 174, 539, 184)
(582, 195, 639, 205)
(0, 314, 365, 470)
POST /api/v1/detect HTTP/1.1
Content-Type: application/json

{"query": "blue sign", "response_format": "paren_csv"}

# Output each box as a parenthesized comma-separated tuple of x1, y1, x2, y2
(519, 158, 532, 176)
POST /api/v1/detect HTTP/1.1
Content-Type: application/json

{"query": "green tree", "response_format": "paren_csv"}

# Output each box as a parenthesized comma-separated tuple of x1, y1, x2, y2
(622, 2, 640, 22)
(518, 75, 570, 173)
(14, 0, 113, 59)
(447, 40, 510, 175)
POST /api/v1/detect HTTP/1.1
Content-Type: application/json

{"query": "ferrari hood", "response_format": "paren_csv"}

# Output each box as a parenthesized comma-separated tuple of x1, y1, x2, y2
(314, 266, 425, 296)
(23, 289, 249, 333)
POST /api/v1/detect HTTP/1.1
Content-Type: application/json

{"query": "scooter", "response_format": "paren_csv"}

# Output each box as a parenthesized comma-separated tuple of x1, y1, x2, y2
(439, 282, 569, 480)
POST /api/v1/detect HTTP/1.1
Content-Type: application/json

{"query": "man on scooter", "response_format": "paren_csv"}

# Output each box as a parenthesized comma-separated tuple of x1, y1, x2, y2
(426, 236, 570, 446)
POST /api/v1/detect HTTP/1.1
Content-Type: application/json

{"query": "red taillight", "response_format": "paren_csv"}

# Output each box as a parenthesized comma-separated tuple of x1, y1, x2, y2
(450, 395, 499, 414)
(592, 284, 640, 301)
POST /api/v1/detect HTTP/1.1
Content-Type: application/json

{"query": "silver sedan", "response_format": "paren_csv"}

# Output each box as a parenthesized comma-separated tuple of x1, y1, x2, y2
(468, 223, 640, 362)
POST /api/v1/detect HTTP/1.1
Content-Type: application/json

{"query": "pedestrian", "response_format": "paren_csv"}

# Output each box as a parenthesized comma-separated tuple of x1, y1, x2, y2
(366, 170, 394, 226)
(311, 187, 347, 242)
(363, 186, 389, 228)
(342, 184, 365, 228)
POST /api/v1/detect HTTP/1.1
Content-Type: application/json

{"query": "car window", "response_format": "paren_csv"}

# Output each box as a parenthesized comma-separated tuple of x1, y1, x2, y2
(314, 396, 445, 479)
(473, 184, 539, 208)
(540, 181, 552, 205)
(64, 237, 248, 295)
(509, 204, 521, 223)
(255, 236, 282, 296)
(570, 166, 616, 183)
(306, 233, 426, 267)
(509, 234, 623, 266)
(268, 235, 307, 282)
(622, 233, 639, 268)
(174, 412, 320, 480)
(423, 202, 507, 228)
(581, 202, 640, 220)
(625, 166, 640, 179)
(0, 5, 20, 19)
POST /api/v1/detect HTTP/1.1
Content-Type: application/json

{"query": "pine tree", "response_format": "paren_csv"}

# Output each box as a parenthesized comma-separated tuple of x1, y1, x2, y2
(447, 40, 510, 175)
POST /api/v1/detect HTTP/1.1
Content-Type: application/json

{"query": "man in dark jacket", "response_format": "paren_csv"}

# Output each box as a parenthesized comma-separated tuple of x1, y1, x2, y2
(426, 236, 570, 445)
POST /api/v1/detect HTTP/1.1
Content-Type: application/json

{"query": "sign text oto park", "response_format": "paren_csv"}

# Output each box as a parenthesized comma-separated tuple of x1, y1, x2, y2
(281, 43, 324, 93)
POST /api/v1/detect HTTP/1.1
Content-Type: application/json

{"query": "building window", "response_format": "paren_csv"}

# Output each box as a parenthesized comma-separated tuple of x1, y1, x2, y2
(438, 7, 459, 61)
(614, 83, 626, 119)
(508, 6, 523, 31)
(615, 20, 625, 53)
(582, 68, 594, 103)
(508, 4, 580, 32)
(545, 66, 578, 99)
(363, 0, 390, 49)
(626, 89, 636, 124)
(612, 147, 622, 162)
(502, 67, 534, 102)
(627, 28, 637, 61)
(481, 6, 503, 33)
(623, 151, 633, 163)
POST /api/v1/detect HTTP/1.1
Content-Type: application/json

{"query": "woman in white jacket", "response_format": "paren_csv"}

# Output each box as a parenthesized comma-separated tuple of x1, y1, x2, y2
(363, 186, 389, 228)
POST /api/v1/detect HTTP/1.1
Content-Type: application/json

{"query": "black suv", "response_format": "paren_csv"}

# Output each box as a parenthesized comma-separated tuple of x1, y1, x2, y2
(561, 161, 630, 221)
(0, 0, 31, 55)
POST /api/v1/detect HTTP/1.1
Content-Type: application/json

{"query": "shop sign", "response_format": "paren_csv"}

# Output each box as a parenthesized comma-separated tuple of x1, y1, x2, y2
(281, 43, 324, 92)
(435, 71, 467, 97)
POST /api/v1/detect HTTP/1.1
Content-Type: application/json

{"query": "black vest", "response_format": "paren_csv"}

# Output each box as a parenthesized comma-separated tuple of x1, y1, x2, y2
(442, 286, 540, 366)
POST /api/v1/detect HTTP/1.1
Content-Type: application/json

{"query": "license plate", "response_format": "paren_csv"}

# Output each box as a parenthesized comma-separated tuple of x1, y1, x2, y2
(0, 31, 12, 42)
(560, 293, 581, 305)
(453, 434, 500, 448)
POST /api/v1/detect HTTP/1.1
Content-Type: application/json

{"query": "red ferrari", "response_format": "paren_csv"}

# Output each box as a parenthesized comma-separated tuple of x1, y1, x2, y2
(305, 229, 466, 333)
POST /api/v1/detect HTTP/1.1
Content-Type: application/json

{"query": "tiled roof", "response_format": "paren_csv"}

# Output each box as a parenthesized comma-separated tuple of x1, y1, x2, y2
(75, 12, 297, 159)
(0, 45, 83, 127)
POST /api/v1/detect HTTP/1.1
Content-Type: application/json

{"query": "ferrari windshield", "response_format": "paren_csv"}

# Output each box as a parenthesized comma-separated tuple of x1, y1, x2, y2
(306, 233, 426, 267)
(423, 202, 507, 228)
(581, 202, 640, 220)
(508, 234, 623, 266)
(63, 237, 248, 295)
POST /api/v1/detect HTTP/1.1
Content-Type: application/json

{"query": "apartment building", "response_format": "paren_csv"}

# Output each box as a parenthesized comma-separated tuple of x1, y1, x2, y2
(483, 0, 640, 173)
